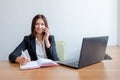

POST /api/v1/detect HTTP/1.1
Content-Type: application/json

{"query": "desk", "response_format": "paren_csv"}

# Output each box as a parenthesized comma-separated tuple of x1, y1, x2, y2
(0, 46, 120, 80)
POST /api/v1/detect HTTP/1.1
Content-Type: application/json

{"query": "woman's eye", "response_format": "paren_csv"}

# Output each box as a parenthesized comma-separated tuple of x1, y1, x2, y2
(35, 23, 44, 26)
(41, 23, 44, 26)
(35, 23, 39, 25)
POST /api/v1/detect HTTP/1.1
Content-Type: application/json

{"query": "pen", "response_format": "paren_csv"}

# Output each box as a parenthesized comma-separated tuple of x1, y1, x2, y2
(21, 50, 27, 59)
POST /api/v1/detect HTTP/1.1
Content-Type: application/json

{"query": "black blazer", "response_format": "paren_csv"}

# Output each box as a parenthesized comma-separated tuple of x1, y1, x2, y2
(9, 35, 59, 63)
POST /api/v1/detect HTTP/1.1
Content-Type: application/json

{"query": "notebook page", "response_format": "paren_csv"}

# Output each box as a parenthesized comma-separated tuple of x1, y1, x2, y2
(20, 60, 40, 70)
(37, 58, 58, 67)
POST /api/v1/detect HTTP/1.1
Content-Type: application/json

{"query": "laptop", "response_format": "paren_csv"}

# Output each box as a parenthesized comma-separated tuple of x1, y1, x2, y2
(58, 36, 109, 69)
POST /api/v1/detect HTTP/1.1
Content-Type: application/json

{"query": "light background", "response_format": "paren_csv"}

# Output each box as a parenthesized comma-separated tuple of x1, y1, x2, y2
(0, 0, 118, 60)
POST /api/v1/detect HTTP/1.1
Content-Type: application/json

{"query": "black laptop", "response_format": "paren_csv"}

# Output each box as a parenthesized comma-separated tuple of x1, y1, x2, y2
(58, 36, 109, 69)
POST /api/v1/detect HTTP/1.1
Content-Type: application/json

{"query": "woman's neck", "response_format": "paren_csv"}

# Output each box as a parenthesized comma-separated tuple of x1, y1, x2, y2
(36, 34, 43, 42)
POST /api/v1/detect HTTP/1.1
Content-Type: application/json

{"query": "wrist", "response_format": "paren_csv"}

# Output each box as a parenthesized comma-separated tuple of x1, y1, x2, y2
(45, 39, 51, 48)
(15, 57, 21, 63)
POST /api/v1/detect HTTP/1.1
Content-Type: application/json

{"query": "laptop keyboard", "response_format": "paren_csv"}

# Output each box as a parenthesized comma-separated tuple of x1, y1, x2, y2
(66, 61, 79, 66)
(59, 59, 79, 67)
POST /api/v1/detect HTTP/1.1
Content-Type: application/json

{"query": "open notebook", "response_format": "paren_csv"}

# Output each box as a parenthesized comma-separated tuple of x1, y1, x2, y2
(20, 58, 58, 70)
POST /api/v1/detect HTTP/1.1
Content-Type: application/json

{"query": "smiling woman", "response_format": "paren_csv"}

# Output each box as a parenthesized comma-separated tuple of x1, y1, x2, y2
(8, 14, 60, 64)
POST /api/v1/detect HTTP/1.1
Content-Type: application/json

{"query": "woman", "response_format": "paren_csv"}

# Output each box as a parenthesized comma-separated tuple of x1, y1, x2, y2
(9, 14, 59, 64)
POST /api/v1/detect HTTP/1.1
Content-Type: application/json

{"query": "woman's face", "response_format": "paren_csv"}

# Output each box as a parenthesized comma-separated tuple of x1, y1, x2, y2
(35, 18, 46, 34)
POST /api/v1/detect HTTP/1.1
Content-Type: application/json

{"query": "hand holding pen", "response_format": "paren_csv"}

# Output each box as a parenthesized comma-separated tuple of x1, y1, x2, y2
(15, 51, 30, 65)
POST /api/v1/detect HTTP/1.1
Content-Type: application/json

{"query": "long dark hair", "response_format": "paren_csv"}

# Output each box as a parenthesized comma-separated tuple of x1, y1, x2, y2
(30, 14, 49, 37)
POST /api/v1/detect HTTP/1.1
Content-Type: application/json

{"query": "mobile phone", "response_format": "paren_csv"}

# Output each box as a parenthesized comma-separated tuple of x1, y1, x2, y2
(42, 31, 45, 36)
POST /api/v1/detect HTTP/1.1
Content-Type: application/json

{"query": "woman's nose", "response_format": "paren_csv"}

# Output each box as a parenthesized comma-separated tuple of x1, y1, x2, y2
(38, 24, 42, 27)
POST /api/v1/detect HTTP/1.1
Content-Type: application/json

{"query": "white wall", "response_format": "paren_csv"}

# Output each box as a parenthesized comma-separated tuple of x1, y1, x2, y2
(0, 0, 117, 60)
(117, 0, 120, 45)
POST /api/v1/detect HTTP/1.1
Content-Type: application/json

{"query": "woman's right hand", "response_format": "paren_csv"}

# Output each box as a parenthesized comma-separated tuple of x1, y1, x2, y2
(15, 57, 30, 65)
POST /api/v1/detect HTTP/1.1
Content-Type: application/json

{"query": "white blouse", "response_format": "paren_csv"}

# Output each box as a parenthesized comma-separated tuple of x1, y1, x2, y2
(35, 38, 47, 59)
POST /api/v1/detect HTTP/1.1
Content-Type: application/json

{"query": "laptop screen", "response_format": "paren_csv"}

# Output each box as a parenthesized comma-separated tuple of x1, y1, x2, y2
(78, 36, 108, 68)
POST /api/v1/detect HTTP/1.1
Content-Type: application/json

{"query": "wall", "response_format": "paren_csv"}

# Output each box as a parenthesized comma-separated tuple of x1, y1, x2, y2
(0, 0, 117, 60)
(117, 0, 120, 45)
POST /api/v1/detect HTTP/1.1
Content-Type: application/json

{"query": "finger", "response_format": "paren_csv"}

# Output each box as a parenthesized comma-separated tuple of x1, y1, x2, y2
(20, 57, 28, 65)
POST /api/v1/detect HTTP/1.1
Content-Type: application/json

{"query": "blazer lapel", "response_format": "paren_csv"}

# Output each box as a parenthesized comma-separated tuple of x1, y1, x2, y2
(29, 37, 38, 60)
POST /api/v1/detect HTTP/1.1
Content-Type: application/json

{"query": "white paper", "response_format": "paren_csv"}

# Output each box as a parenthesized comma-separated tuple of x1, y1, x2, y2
(20, 58, 58, 70)
(20, 61, 39, 69)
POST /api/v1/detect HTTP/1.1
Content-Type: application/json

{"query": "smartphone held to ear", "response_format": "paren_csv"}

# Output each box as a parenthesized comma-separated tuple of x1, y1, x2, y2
(42, 31, 45, 36)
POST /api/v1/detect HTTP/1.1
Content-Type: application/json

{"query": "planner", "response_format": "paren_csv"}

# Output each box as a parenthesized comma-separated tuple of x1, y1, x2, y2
(20, 58, 58, 70)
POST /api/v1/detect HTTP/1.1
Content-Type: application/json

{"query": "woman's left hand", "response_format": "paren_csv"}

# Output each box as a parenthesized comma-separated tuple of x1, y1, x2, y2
(43, 27, 51, 48)
(43, 27, 50, 41)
